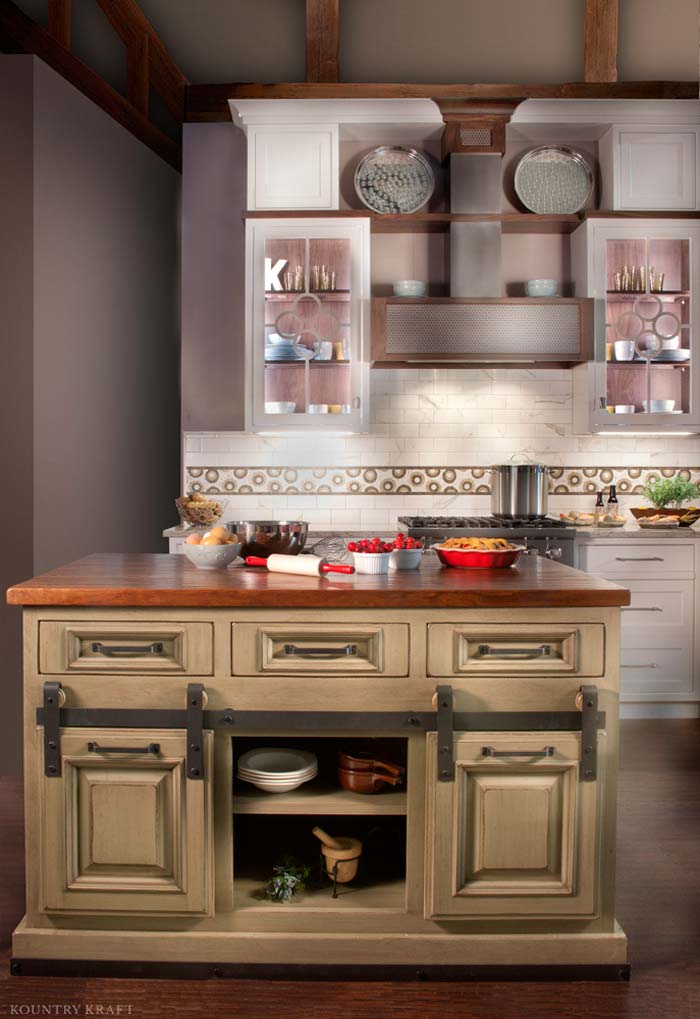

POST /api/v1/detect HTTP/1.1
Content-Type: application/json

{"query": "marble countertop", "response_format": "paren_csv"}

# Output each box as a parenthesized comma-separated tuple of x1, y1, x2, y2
(165, 524, 700, 543)
(575, 523, 700, 540)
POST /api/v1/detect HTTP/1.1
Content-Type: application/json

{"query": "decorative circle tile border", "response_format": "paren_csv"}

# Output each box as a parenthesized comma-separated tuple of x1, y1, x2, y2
(186, 467, 700, 497)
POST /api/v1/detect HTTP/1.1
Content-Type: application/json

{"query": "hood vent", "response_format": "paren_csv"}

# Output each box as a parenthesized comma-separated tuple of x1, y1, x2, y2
(449, 153, 503, 298)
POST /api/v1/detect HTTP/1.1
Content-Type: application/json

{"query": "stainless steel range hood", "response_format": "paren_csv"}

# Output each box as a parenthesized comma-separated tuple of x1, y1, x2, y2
(449, 153, 503, 298)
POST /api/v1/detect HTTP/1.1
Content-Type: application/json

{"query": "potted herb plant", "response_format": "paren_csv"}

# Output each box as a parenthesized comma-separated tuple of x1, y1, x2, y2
(631, 476, 700, 519)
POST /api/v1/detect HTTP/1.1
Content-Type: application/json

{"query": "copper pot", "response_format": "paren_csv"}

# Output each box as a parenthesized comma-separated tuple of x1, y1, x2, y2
(337, 751, 405, 781)
(337, 766, 403, 794)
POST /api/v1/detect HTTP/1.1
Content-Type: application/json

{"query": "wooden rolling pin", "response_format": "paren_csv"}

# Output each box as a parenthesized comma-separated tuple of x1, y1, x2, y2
(245, 554, 354, 576)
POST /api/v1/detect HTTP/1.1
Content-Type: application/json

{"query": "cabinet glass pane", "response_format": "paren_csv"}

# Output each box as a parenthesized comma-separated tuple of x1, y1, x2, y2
(604, 237, 692, 418)
(263, 236, 353, 417)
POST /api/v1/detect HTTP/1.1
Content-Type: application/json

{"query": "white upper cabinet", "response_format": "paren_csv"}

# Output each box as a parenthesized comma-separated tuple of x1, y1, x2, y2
(247, 124, 339, 210)
(600, 126, 699, 211)
(245, 217, 370, 432)
(572, 217, 700, 433)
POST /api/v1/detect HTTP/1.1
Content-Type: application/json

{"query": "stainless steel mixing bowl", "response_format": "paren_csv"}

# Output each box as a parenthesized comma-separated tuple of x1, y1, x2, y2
(226, 521, 309, 559)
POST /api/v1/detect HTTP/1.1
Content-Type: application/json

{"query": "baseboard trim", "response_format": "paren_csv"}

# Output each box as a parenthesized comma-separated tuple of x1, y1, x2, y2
(10, 958, 632, 982)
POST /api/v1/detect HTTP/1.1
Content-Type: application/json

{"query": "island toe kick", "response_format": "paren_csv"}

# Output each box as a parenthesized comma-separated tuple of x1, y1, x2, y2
(8, 555, 630, 979)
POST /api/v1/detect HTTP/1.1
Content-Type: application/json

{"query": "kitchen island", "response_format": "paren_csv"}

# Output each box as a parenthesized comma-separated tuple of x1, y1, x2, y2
(8, 553, 630, 979)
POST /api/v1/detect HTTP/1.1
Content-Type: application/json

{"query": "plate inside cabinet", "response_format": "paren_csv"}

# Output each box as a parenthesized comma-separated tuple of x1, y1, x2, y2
(354, 146, 435, 215)
(514, 146, 594, 214)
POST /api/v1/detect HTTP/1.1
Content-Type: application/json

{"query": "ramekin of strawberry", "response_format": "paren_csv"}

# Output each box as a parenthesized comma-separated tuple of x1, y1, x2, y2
(388, 533, 424, 570)
(347, 537, 393, 574)
(347, 535, 424, 573)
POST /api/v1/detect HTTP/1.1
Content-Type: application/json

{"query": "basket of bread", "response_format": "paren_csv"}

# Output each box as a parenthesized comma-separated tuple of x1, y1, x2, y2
(432, 536, 524, 569)
(176, 492, 222, 528)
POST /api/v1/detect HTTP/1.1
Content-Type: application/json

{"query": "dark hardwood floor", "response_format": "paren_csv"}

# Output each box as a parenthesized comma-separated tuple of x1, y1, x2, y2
(1, 720, 698, 1018)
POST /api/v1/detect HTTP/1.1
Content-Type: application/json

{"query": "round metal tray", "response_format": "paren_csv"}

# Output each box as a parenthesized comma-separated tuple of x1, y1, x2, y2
(354, 145, 435, 215)
(514, 146, 594, 214)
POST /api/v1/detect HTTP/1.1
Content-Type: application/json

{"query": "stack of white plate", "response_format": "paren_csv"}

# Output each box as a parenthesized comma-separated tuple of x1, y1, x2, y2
(237, 747, 318, 793)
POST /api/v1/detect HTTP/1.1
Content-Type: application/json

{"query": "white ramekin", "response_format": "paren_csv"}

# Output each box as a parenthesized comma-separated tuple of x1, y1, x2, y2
(352, 551, 392, 574)
(389, 548, 423, 570)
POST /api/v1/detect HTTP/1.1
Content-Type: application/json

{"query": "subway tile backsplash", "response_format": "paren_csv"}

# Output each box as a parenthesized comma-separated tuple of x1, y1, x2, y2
(183, 369, 700, 529)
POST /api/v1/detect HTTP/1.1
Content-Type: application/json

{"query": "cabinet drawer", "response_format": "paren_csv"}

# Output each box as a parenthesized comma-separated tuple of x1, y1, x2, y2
(620, 580, 694, 647)
(39, 621, 213, 675)
(427, 623, 604, 677)
(579, 543, 693, 576)
(621, 646, 693, 697)
(231, 623, 409, 676)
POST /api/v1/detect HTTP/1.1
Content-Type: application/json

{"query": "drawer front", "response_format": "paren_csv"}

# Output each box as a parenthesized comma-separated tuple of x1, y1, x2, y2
(620, 580, 694, 648)
(232, 622, 409, 676)
(579, 543, 693, 576)
(39, 621, 213, 675)
(427, 623, 604, 677)
(621, 646, 693, 697)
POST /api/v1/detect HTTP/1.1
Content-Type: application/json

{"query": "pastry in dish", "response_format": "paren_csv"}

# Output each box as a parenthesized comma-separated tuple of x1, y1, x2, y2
(438, 537, 516, 550)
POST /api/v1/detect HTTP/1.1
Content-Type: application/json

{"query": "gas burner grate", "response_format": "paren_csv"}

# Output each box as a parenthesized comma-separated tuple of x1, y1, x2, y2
(398, 515, 570, 530)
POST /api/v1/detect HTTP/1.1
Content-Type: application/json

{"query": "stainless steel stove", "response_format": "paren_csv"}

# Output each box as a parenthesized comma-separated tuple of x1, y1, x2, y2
(398, 516, 577, 566)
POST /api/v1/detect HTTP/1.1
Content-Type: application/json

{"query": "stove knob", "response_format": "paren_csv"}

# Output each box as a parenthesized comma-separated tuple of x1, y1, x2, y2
(543, 540, 562, 560)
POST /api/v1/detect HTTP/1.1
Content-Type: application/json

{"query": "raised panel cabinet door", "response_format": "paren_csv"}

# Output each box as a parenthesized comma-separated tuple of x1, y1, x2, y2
(249, 124, 339, 209)
(40, 729, 213, 916)
(425, 731, 601, 919)
(618, 131, 697, 210)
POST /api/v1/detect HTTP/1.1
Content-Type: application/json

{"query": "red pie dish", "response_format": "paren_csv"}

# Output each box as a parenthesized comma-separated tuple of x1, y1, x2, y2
(433, 544, 524, 569)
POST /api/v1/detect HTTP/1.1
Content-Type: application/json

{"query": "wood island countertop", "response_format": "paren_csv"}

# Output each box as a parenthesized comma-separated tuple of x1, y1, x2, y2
(6, 553, 630, 609)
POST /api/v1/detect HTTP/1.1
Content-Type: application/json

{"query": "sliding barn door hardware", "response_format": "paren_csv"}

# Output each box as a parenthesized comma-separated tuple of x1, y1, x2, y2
(40, 682, 603, 785)
(436, 685, 455, 782)
(186, 683, 205, 780)
(43, 682, 62, 778)
(579, 685, 599, 782)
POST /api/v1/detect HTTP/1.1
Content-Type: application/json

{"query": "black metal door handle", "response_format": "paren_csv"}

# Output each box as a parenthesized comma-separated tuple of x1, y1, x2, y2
(87, 742, 160, 755)
(482, 746, 555, 758)
(478, 644, 553, 658)
(91, 641, 164, 656)
(283, 643, 358, 657)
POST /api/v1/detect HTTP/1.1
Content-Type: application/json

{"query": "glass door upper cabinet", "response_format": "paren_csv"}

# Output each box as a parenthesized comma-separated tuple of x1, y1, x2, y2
(573, 219, 700, 432)
(246, 217, 370, 432)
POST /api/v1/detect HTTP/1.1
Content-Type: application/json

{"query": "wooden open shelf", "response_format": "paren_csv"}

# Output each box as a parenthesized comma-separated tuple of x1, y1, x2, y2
(247, 209, 700, 235)
(233, 783, 407, 816)
(233, 873, 406, 912)
(265, 290, 351, 300)
(608, 363, 690, 370)
(264, 359, 351, 366)
(606, 291, 689, 301)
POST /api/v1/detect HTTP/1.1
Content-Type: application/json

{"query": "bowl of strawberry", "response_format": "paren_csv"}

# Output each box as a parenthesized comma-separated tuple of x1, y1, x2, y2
(347, 536, 424, 573)
(389, 533, 423, 570)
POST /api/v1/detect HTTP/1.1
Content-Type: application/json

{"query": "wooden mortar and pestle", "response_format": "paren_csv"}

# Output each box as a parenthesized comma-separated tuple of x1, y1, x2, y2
(312, 826, 363, 894)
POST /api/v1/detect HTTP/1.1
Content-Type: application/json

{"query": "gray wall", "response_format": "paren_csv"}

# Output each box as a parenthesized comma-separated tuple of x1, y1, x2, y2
(0, 58, 35, 781)
(0, 56, 181, 774)
(181, 122, 246, 432)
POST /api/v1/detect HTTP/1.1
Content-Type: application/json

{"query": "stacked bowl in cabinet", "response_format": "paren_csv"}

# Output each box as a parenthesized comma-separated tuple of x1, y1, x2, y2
(237, 747, 318, 793)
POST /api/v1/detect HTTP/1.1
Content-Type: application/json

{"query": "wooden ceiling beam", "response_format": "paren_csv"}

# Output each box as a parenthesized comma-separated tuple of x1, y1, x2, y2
(306, 0, 339, 83)
(126, 30, 149, 116)
(0, 0, 180, 169)
(584, 0, 619, 83)
(185, 80, 698, 121)
(47, 0, 70, 49)
(93, 0, 188, 122)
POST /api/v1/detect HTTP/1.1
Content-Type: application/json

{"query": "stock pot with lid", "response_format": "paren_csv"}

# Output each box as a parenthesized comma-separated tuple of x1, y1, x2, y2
(490, 463, 549, 518)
